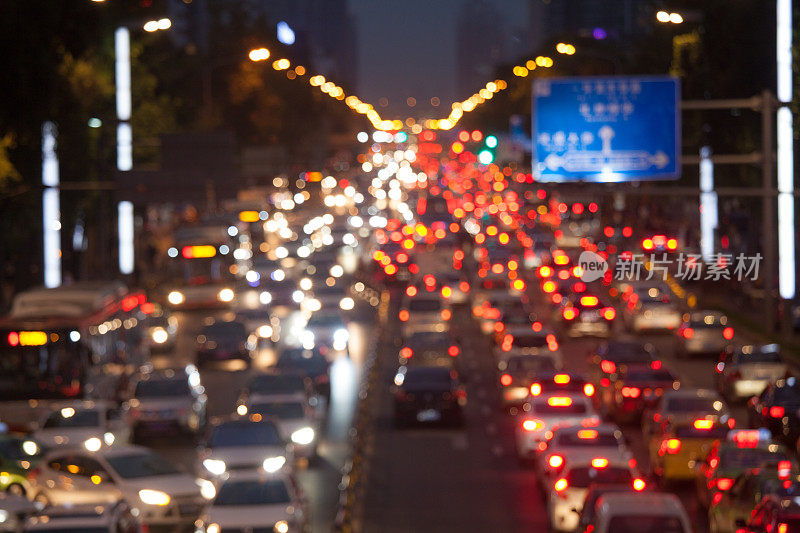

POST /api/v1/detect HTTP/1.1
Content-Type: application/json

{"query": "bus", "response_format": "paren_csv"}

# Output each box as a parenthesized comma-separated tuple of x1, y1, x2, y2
(0, 282, 150, 431)
(164, 223, 243, 309)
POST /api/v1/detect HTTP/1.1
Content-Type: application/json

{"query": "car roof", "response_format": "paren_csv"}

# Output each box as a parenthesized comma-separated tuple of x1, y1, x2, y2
(596, 492, 686, 515)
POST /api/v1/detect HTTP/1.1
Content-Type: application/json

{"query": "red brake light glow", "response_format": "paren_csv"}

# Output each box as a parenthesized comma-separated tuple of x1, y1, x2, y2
(548, 397, 573, 407)
(448, 345, 460, 357)
(723, 327, 734, 340)
(500, 374, 512, 386)
(591, 458, 609, 469)
(523, 419, 542, 431)
(664, 438, 681, 454)
(580, 296, 599, 307)
(583, 383, 595, 397)
(577, 430, 598, 440)
(530, 383, 542, 396)
(400, 347, 412, 358)
(716, 478, 734, 491)
(770, 406, 786, 418)
(554, 478, 568, 492)
(633, 478, 646, 491)
(548, 455, 564, 468)
(554, 374, 570, 385)
(694, 419, 714, 430)
(600, 360, 616, 374)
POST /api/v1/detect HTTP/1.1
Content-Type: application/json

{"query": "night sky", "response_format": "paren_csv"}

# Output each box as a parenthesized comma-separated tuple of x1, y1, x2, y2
(350, 0, 528, 119)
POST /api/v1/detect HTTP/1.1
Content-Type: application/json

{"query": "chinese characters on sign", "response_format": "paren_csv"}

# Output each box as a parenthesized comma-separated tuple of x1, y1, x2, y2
(613, 253, 762, 281)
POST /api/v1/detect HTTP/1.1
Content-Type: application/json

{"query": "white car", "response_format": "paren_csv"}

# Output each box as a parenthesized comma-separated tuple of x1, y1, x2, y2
(238, 371, 319, 409)
(33, 401, 130, 450)
(24, 502, 142, 532)
(537, 423, 632, 484)
(547, 458, 644, 532)
(495, 328, 562, 369)
(515, 394, 599, 462)
(28, 445, 211, 527)
(626, 285, 681, 332)
(303, 310, 349, 352)
(398, 295, 451, 336)
(198, 471, 309, 533)
(199, 417, 292, 479)
(244, 396, 320, 459)
(126, 366, 207, 438)
(589, 492, 691, 533)
(717, 344, 790, 399)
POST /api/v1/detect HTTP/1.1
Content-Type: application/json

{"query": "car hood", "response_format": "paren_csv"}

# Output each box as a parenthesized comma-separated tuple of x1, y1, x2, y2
(119, 473, 201, 498)
(207, 445, 288, 468)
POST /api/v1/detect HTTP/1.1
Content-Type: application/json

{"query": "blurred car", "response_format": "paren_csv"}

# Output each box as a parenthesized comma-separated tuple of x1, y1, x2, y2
(558, 293, 616, 338)
(538, 423, 632, 485)
(398, 295, 450, 336)
(526, 372, 596, 404)
(144, 306, 178, 352)
(196, 319, 252, 367)
(398, 331, 461, 370)
(393, 366, 466, 428)
(650, 418, 731, 482)
(676, 310, 733, 357)
(547, 458, 643, 532)
(23, 502, 142, 532)
(747, 377, 800, 448)
(238, 371, 319, 411)
(0, 433, 43, 496)
(126, 366, 207, 439)
(235, 307, 280, 345)
(625, 284, 681, 332)
(197, 471, 308, 533)
(696, 428, 793, 508)
(716, 344, 789, 400)
(199, 417, 291, 479)
(642, 388, 731, 441)
(735, 494, 800, 533)
(495, 329, 562, 369)
(589, 492, 691, 533)
(33, 401, 130, 450)
(29, 445, 210, 527)
(275, 347, 331, 400)
(515, 393, 599, 462)
(496, 355, 558, 410)
(491, 310, 541, 343)
(576, 484, 640, 533)
(605, 364, 679, 424)
(244, 397, 319, 459)
(0, 492, 36, 532)
(641, 234, 679, 253)
(590, 340, 656, 406)
(303, 310, 349, 352)
(709, 468, 800, 533)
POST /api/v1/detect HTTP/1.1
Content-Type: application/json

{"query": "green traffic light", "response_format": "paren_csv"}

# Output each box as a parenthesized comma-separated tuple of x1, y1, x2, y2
(485, 135, 498, 148)
(478, 150, 494, 164)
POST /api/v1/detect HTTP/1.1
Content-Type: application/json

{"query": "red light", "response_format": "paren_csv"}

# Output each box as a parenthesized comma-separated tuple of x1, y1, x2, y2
(604, 226, 615, 238)
(583, 383, 595, 397)
(500, 374, 512, 386)
(384, 264, 398, 275)
(400, 347, 412, 358)
(580, 296, 599, 306)
(683, 327, 694, 339)
(548, 455, 564, 468)
(458, 130, 470, 142)
(471, 130, 483, 142)
(399, 310, 409, 321)
(621, 386, 641, 398)
(548, 397, 573, 407)
(667, 238, 678, 250)
(538, 266, 553, 278)
(591, 458, 609, 469)
(522, 419, 542, 431)
(622, 226, 633, 238)
(650, 360, 662, 370)
(602, 307, 616, 320)
(406, 286, 417, 297)
(588, 202, 599, 213)
(441, 309, 451, 320)
(693, 419, 714, 430)
(530, 383, 542, 396)
(770, 406, 786, 418)
(554, 374, 570, 385)
(141, 302, 155, 314)
(563, 307, 578, 320)
(572, 203, 584, 215)
(396, 253, 409, 264)
(600, 360, 616, 374)
(577, 430, 598, 439)
(633, 478, 646, 491)
(532, 322, 543, 332)
(716, 478, 734, 491)
(664, 438, 681, 454)
(409, 264, 420, 274)
(642, 238, 654, 250)
(7, 332, 19, 346)
(554, 478, 568, 492)
(448, 345, 460, 357)
(723, 327, 734, 340)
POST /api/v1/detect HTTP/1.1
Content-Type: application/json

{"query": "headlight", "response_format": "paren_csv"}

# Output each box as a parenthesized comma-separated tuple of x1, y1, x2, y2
(292, 290, 305, 303)
(218, 288, 235, 302)
(203, 458, 227, 476)
(274, 520, 289, 533)
(152, 327, 169, 344)
(299, 277, 313, 291)
(301, 330, 315, 350)
(196, 478, 216, 500)
(207, 524, 220, 533)
(103, 432, 115, 446)
(260, 291, 273, 305)
(333, 328, 350, 342)
(0, 510, 7, 524)
(291, 427, 315, 445)
(257, 325, 273, 338)
(339, 297, 355, 310)
(84, 437, 102, 452)
(22, 440, 38, 456)
(139, 489, 171, 506)
(262, 455, 286, 473)
(168, 291, 184, 305)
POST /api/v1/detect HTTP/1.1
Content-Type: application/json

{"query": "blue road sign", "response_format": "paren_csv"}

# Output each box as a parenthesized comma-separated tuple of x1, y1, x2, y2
(532, 76, 680, 182)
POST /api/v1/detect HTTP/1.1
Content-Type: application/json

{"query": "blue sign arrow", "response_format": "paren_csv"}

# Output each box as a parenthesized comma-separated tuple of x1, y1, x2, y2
(532, 76, 681, 182)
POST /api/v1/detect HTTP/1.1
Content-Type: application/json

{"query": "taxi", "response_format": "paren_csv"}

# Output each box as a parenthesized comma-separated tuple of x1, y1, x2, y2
(696, 428, 794, 508)
(642, 388, 732, 442)
(651, 418, 730, 482)
(709, 468, 800, 533)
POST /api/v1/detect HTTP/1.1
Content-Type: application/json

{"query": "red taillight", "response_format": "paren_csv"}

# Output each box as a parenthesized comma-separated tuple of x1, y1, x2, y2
(602, 307, 616, 320)
(7, 332, 19, 346)
(448, 345, 460, 357)
(642, 238, 654, 250)
(563, 307, 578, 320)
(633, 478, 646, 491)
(523, 419, 543, 431)
(651, 360, 662, 370)
(406, 286, 417, 297)
(400, 347, 412, 359)
(583, 383, 595, 397)
(500, 374, 512, 386)
(399, 310, 409, 321)
(683, 327, 694, 339)
(530, 383, 542, 396)
(621, 386, 641, 398)
(723, 327, 734, 340)
(548, 455, 564, 469)
(441, 309, 451, 320)
(663, 438, 682, 454)
(459, 281, 470, 292)
(600, 360, 616, 374)
(716, 478, 734, 491)
(666, 238, 678, 250)
(770, 406, 786, 418)
(396, 252, 409, 264)
(554, 478, 568, 492)
(591, 457, 609, 469)
(580, 296, 599, 307)
(553, 373, 570, 385)
(694, 419, 714, 430)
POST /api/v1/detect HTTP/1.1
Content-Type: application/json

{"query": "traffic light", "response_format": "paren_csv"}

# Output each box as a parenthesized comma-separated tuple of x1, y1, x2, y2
(477, 134, 497, 164)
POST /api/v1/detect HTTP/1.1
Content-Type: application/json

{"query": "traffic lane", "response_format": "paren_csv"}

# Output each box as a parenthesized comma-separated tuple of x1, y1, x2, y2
(147, 309, 372, 533)
(361, 305, 548, 532)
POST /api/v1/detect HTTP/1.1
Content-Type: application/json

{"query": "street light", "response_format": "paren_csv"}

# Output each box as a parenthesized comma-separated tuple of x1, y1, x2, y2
(248, 48, 270, 62)
(143, 18, 171, 33)
(656, 10, 683, 24)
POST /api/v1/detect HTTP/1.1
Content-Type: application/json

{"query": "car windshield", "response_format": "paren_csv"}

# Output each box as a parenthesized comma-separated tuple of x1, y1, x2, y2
(556, 432, 619, 448)
(507, 357, 556, 374)
(202, 321, 246, 338)
(405, 332, 451, 350)
(401, 368, 452, 390)
(214, 479, 291, 506)
(135, 379, 191, 398)
(511, 335, 548, 348)
(408, 299, 441, 312)
(209, 421, 282, 447)
(307, 314, 342, 327)
(249, 374, 305, 395)
(43, 409, 100, 428)
(665, 397, 720, 413)
(249, 402, 306, 420)
(532, 400, 587, 415)
(735, 352, 783, 364)
(720, 448, 789, 469)
(276, 350, 328, 375)
(566, 466, 632, 488)
(625, 370, 675, 382)
(606, 516, 686, 533)
(107, 452, 182, 479)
